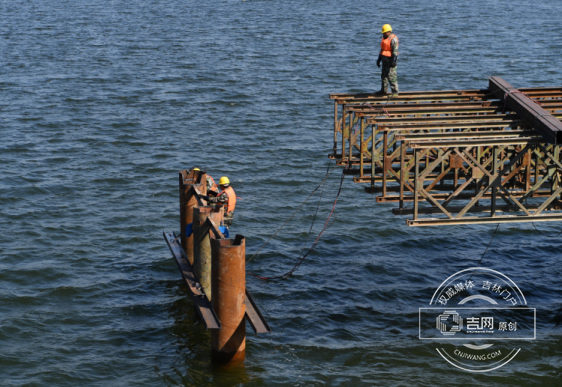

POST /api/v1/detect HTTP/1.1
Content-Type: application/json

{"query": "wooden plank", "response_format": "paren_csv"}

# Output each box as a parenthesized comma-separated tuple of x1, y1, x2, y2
(163, 232, 221, 330)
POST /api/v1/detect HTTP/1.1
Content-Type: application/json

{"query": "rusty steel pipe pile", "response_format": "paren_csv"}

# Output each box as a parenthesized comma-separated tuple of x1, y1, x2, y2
(211, 236, 247, 364)
(329, 77, 562, 226)
(179, 169, 206, 265)
(164, 168, 270, 366)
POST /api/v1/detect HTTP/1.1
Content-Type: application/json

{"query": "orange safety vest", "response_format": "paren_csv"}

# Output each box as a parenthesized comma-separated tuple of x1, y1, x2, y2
(380, 34, 398, 57)
(207, 175, 218, 192)
(221, 186, 236, 213)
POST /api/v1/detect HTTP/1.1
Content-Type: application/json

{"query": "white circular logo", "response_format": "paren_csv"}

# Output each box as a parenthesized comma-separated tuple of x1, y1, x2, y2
(419, 267, 535, 372)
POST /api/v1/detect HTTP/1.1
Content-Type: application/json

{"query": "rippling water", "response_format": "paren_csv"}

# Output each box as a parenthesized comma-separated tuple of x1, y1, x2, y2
(1, 0, 562, 385)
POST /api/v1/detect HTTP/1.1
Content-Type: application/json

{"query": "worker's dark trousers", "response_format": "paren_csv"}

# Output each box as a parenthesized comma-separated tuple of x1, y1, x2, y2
(224, 211, 234, 228)
(381, 58, 398, 93)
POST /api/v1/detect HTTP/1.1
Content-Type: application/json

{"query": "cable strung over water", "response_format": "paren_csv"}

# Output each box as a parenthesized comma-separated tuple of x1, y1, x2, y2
(247, 164, 347, 280)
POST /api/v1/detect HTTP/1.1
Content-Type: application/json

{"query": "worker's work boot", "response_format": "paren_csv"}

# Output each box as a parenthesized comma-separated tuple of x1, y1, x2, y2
(375, 90, 388, 96)
(390, 92, 399, 98)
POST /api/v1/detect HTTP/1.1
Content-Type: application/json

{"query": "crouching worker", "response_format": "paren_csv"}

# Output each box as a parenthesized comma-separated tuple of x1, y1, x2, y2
(201, 176, 236, 228)
(193, 168, 219, 195)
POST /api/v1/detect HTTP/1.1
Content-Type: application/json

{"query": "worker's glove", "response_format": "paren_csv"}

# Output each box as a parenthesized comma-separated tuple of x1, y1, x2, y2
(390, 62, 397, 68)
(200, 195, 210, 201)
(376, 54, 382, 68)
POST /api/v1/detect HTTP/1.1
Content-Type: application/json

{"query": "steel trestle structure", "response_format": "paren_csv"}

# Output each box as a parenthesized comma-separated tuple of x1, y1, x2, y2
(329, 77, 562, 226)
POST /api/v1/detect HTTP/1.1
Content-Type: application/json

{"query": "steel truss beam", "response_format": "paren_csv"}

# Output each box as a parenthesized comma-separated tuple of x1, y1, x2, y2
(328, 78, 562, 225)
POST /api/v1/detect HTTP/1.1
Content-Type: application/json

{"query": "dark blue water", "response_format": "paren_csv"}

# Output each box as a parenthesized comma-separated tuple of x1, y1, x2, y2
(1, 0, 561, 385)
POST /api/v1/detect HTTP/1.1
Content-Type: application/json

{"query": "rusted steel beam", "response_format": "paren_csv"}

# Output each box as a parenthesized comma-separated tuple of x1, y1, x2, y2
(407, 213, 562, 226)
(521, 87, 562, 93)
(331, 87, 562, 104)
(331, 90, 490, 104)
(333, 101, 338, 158)
(338, 96, 488, 104)
(372, 112, 562, 125)
(379, 121, 528, 131)
(206, 217, 225, 239)
(409, 138, 543, 148)
(489, 77, 562, 144)
(396, 130, 538, 141)
(372, 191, 554, 201)
(328, 82, 562, 227)
(163, 232, 221, 330)
(361, 107, 503, 118)
(525, 91, 562, 99)
(329, 152, 364, 160)
(405, 143, 562, 224)
(392, 203, 555, 215)
(245, 290, 271, 335)
(351, 100, 501, 112)
(371, 123, 376, 188)
(362, 180, 554, 193)
(330, 88, 486, 98)
(330, 87, 562, 100)
(373, 114, 522, 124)
(349, 101, 562, 115)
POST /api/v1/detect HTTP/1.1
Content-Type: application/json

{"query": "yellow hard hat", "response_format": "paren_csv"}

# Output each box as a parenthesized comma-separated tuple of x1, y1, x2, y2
(193, 168, 200, 171)
(219, 176, 230, 185)
(381, 24, 392, 33)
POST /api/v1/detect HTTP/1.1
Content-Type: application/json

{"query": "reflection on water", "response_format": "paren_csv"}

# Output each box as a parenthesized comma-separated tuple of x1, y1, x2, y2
(159, 282, 257, 386)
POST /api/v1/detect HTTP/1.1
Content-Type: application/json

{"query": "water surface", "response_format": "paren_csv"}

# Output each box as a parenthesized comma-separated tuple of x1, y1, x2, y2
(1, 0, 561, 385)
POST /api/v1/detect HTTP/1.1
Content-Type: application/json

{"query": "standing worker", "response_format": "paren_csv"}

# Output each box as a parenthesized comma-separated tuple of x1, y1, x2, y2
(376, 24, 399, 97)
(202, 176, 236, 228)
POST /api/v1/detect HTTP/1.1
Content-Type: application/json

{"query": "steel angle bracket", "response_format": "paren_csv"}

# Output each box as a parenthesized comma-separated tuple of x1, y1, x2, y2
(163, 231, 221, 330)
(245, 289, 271, 335)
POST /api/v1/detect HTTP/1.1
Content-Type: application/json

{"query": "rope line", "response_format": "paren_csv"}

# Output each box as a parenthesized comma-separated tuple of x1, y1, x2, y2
(468, 223, 500, 281)
(245, 162, 335, 265)
(296, 166, 329, 263)
(531, 222, 562, 238)
(248, 166, 347, 280)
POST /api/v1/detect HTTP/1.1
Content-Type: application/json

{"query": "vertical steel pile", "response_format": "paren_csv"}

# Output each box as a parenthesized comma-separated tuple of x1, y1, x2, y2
(193, 206, 222, 299)
(165, 168, 270, 366)
(179, 169, 206, 264)
(211, 236, 246, 364)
